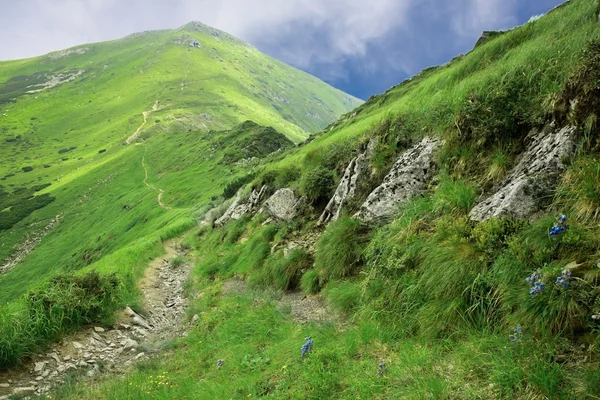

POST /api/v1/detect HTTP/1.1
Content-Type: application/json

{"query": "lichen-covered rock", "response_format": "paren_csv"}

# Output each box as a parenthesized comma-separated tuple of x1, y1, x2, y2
(319, 138, 376, 224)
(469, 125, 576, 221)
(354, 137, 443, 223)
(262, 188, 305, 221)
(214, 186, 268, 226)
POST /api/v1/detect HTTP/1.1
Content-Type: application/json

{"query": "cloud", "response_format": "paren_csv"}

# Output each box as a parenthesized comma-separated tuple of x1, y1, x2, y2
(0, 0, 567, 99)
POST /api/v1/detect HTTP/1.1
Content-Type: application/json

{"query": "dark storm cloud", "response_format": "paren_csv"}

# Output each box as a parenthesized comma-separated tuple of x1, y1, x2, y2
(0, 0, 568, 99)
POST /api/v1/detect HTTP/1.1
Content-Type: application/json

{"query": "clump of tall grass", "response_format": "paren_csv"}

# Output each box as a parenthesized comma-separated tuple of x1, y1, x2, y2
(0, 271, 121, 370)
(557, 156, 600, 222)
(248, 248, 313, 291)
(314, 217, 369, 283)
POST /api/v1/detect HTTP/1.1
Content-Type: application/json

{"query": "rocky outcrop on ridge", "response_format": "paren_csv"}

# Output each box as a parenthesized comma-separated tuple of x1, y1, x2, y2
(354, 137, 443, 223)
(215, 186, 268, 226)
(469, 125, 577, 221)
(319, 138, 376, 225)
(262, 188, 306, 222)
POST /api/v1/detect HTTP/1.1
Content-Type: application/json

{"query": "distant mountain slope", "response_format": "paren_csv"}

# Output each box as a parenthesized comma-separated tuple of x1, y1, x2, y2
(0, 21, 360, 302)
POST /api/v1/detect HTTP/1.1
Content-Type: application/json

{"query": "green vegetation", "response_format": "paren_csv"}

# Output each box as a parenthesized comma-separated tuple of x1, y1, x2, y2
(0, 271, 120, 369)
(3, 1, 600, 398)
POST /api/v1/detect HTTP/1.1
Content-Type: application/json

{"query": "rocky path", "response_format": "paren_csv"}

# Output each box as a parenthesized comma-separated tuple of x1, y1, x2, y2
(0, 240, 192, 399)
(125, 100, 159, 144)
(142, 153, 170, 210)
(0, 215, 61, 276)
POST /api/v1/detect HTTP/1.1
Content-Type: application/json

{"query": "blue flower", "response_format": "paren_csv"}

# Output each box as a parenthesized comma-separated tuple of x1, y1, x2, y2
(377, 362, 387, 376)
(549, 215, 568, 237)
(527, 272, 545, 295)
(217, 359, 223, 369)
(556, 270, 571, 289)
(301, 337, 313, 358)
(509, 325, 523, 342)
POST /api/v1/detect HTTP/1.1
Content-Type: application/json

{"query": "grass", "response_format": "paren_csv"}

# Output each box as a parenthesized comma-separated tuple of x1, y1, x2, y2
(3, 0, 600, 398)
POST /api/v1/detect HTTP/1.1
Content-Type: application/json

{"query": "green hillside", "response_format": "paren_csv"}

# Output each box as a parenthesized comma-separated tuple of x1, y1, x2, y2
(0, 22, 361, 302)
(3, 1, 600, 398)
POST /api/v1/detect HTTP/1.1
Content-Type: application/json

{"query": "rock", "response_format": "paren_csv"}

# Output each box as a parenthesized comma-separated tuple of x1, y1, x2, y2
(34, 362, 46, 373)
(469, 125, 576, 221)
(354, 137, 443, 223)
(72, 341, 85, 350)
(12, 387, 36, 395)
(135, 352, 146, 360)
(320, 138, 376, 224)
(191, 314, 200, 323)
(474, 30, 505, 48)
(262, 188, 305, 221)
(87, 365, 100, 377)
(94, 326, 105, 333)
(122, 339, 139, 350)
(215, 186, 268, 226)
(132, 315, 152, 330)
(92, 332, 105, 343)
(124, 306, 136, 317)
(0, 383, 9, 388)
(49, 353, 61, 363)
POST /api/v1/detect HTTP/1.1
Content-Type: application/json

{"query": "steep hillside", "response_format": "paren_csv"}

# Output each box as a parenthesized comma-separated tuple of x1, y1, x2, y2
(42, 1, 600, 398)
(3, 1, 600, 398)
(0, 21, 360, 302)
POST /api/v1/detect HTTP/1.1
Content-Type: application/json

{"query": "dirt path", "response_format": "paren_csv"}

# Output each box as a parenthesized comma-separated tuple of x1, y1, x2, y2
(0, 215, 61, 276)
(125, 100, 159, 144)
(142, 153, 170, 210)
(0, 240, 192, 399)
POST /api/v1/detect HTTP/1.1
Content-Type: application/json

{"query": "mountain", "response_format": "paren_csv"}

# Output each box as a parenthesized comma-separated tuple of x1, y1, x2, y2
(2, 1, 600, 398)
(0, 21, 361, 304)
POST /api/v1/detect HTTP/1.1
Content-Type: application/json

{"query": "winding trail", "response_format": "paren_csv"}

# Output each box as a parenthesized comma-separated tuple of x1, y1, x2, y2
(0, 240, 192, 399)
(142, 153, 170, 210)
(125, 100, 159, 144)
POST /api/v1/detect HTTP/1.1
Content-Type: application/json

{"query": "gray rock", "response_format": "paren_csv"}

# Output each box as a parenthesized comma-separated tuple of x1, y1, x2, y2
(191, 314, 200, 323)
(122, 339, 139, 350)
(72, 341, 85, 350)
(0, 383, 9, 388)
(469, 125, 576, 221)
(320, 138, 376, 224)
(12, 387, 36, 395)
(132, 316, 152, 330)
(262, 188, 304, 221)
(94, 326, 105, 333)
(215, 186, 268, 226)
(34, 362, 46, 373)
(354, 137, 443, 223)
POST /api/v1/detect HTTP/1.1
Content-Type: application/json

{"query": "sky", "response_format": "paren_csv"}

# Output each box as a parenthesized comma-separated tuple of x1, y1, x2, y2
(0, 0, 567, 100)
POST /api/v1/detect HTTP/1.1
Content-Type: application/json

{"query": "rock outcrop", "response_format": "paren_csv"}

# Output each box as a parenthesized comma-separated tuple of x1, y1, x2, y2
(319, 138, 376, 224)
(354, 137, 443, 223)
(469, 125, 576, 221)
(262, 188, 305, 221)
(214, 186, 268, 226)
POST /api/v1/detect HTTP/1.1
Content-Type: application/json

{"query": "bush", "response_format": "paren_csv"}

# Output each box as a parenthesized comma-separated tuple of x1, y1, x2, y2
(299, 167, 335, 203)
(314, 217, 369, 282)
(249, 248, 313, 291)
(223, 173, 256, 199)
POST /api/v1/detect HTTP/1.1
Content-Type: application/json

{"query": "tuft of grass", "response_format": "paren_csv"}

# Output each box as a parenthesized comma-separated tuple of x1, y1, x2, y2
(314, 217, 369, 283)
(557, 156, 600, 222)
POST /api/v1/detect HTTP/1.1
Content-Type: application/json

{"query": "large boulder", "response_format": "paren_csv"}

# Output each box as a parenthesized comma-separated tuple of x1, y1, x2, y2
(262, 188, 305, 221)
(319, 138, 376, 224)
(214, 185, 268, 226)
(469, 125, 576, 221)
(354, 137, 443, 223)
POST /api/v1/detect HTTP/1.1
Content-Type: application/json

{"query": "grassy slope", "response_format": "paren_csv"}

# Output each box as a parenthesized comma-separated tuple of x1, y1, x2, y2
(52, 1, 600, 398)
(0, 23, 361, 303)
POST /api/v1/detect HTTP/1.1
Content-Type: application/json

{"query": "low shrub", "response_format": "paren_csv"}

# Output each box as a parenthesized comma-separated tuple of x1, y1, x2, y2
(299, 167, 335, 204)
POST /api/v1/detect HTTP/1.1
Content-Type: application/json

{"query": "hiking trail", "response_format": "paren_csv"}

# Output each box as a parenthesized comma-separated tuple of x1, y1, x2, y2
(126, 100, 159, 144)
(0, 239, 192, 399)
